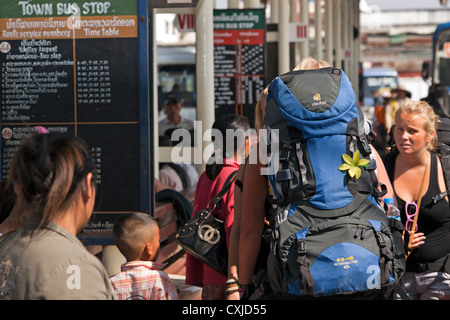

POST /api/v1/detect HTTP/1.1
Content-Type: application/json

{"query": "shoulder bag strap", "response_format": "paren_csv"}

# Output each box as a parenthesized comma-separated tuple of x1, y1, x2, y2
(406, 156, 430, 260)
(209, 170, 238, 209)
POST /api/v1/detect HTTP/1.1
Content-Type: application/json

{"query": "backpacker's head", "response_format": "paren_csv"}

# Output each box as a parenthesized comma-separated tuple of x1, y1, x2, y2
(206, 114, 250, 180)
(293, 57, 331, 71)
(9, 132, 96, 231)
(393, 100, 437, 152)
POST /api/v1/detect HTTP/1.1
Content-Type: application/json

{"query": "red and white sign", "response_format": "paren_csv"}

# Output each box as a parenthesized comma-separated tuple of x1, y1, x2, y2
(174, 14, 195, 33)
(289, 23, 308, 42)
(445, 42, 450, 58)
(342, 48, 352, 60)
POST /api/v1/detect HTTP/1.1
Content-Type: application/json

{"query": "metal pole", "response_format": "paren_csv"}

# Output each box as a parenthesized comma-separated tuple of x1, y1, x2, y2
(228, 0, 240, 9)
(195, 0, 215, 173)
(290, 0, 298, 64)
(348, 0, 355, 84)
(342, 0, 349, 74)
(299, 0, 309, 59)
(333, 0, 342, 69)
(353, 0, 361, 100)
(244, 0, 260, 8)
(290, 0, 297, 22)
(279, 0, 290, 74)
(315, 0, 323, 60)
(324, 0, 333, 65)
(271, 0, 279, 23)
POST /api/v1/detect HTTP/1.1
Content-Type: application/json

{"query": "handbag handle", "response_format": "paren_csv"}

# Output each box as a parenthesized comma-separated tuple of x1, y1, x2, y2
(405, 157, 430, 260)
(208, 170, 238, 210)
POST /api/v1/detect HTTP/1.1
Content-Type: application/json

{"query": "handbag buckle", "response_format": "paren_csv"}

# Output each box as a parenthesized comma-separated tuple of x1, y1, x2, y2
(198, 225, 221, 245)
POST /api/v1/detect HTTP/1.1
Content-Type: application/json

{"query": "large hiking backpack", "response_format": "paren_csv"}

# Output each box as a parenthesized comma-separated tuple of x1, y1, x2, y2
(263, 68, 406, 299)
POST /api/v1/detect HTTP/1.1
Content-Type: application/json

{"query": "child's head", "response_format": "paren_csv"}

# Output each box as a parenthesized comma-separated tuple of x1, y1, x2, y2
(205, 114, 251, 180)
(113, 212, 160, 262)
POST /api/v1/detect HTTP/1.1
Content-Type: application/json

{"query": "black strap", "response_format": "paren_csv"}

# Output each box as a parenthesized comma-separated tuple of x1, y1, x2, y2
(235, 179, 243, 192)
(296, 239, 315, 296)
(374, 231, 394, 285)
(209, 170, 238, 207)
(437, 145, 450, 198)
(394, 285, 410, 300)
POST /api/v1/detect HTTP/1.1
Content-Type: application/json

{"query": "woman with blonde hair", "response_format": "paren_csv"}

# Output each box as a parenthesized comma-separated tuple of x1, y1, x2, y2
(293, 56, 331, 70)
(384, 100, 450, 299)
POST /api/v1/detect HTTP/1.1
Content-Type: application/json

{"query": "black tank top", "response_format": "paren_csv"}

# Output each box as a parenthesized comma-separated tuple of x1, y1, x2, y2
(387, 151, 450, 263)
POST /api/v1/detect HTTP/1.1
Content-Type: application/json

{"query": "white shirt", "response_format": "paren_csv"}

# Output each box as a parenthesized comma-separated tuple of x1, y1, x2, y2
(158, 117, 194, 136)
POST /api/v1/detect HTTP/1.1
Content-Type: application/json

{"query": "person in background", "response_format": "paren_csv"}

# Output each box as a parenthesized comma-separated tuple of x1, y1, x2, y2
(226, 87, 269, 300)
(158, 92, 194, 136)
(384, 100, 450, 300)
(384, 86, 411, 135)
(185, 114, 251, 300)
(158, 134, 198, 192)
(0, 126, 50, 237)
(109, 212, 179, 300)
(0, 132, 113, 299)
(292, 56, 331, 70)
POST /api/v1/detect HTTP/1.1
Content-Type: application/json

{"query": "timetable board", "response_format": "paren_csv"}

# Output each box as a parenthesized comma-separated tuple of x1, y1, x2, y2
(0, 0, 150, 234)
(213, 9, 266, 120)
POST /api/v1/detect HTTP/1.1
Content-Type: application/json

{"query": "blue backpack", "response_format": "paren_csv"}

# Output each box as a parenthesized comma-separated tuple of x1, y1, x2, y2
(263, 68, 406, 299)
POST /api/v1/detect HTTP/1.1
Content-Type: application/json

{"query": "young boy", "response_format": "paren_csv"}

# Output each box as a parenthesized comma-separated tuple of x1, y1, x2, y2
(109, 212, 179, 300)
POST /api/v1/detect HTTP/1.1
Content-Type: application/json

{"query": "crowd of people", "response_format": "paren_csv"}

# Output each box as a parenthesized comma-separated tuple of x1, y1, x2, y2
(0, 57, 448, 301)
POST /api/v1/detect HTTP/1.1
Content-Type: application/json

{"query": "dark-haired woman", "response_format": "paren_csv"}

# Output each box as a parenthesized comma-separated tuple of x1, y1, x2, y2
(185, 114, 250, 300)
(0, 133, 113, 300)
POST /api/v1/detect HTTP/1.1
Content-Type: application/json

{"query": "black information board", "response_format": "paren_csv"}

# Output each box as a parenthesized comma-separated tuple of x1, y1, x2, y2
(213, 9, 266, 121)
(0, 0, 150, 237)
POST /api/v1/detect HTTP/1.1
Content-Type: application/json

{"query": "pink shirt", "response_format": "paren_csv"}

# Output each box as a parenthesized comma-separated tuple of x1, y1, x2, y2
(185, 161, 239, 287)
(109, 261, 179, 300)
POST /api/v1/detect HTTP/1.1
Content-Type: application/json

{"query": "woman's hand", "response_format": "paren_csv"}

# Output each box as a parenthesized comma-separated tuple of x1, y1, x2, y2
(404, 231, 426, 249)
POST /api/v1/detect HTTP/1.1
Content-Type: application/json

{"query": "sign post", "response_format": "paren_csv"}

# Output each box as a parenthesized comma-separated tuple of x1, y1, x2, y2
(213, 9, 266, 120)
(0, 0, 150, 242)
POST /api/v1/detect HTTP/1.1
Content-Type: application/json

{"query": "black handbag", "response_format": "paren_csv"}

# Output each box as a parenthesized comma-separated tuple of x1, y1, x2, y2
(175, 170, 237, 275)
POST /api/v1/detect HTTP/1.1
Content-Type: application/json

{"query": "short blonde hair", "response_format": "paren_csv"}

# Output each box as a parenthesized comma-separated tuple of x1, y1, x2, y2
(293, 57, 332, 71)
(395, 100, 438, 150)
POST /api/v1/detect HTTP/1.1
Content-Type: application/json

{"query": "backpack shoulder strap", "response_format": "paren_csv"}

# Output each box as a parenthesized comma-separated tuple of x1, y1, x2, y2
(436, 145, 450, 193)
(383, 148, 399, 183)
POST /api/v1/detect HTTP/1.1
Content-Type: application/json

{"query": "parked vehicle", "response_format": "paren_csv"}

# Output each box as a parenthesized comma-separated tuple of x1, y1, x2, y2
(422, 22, 450, 118)
(359, 67, 399, 122)
(361, 67, 399, 108)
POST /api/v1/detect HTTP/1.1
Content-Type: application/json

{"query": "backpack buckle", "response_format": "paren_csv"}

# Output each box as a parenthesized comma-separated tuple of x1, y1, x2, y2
(297, 239, 306, 254)
(276, 169, 292, 182)
(360, 138, 372, 155)
(279, 144, 290, 162)
(376, 232, 386, 248)
(263, 228, 279, 242)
